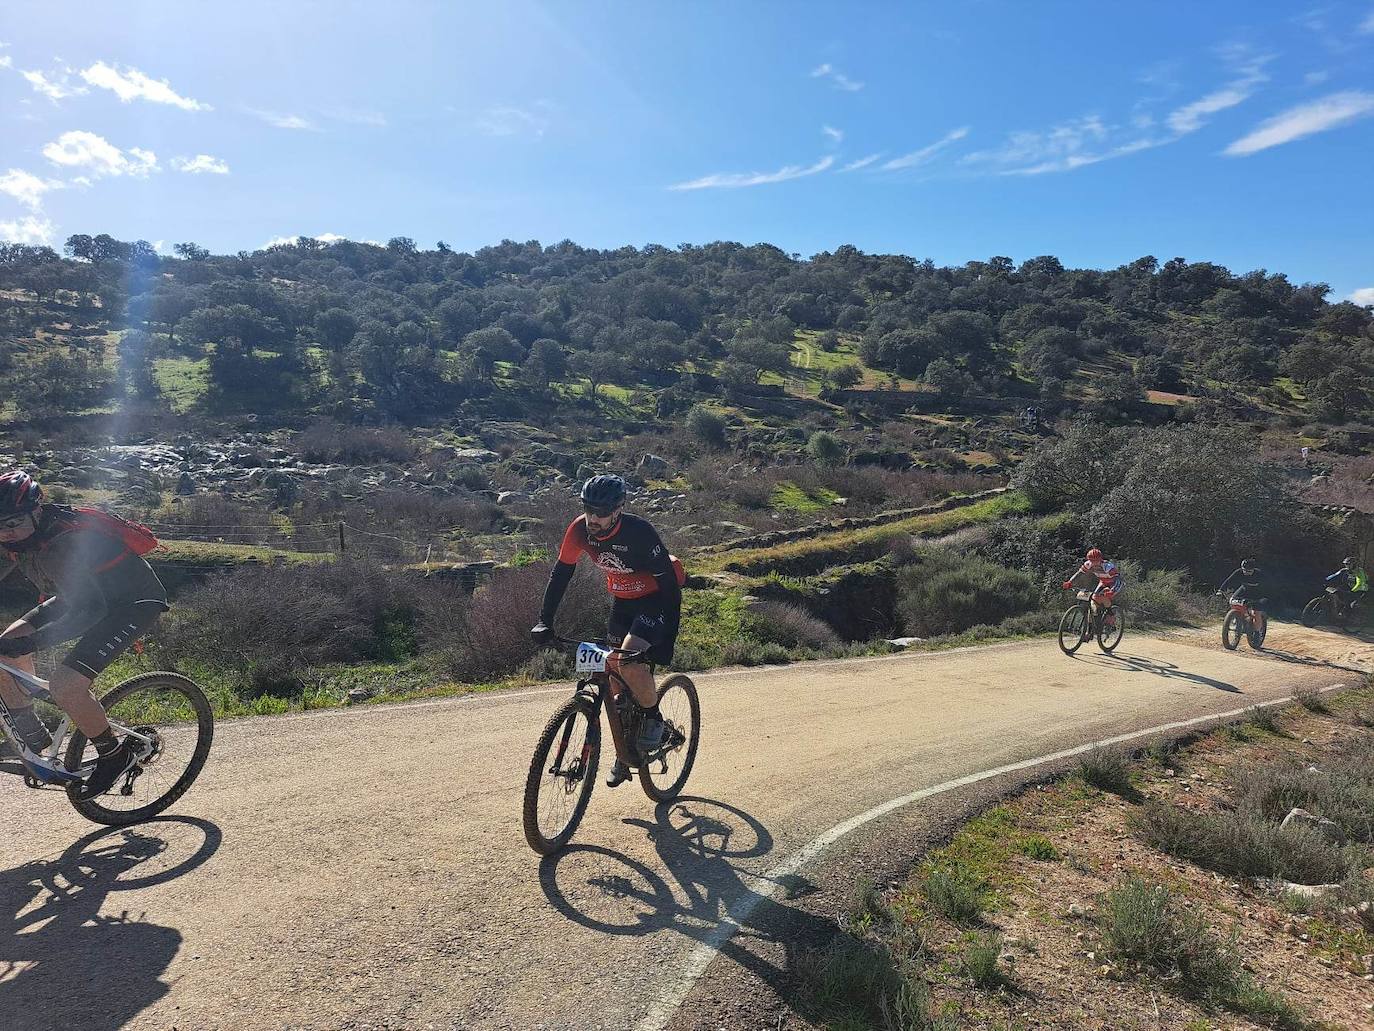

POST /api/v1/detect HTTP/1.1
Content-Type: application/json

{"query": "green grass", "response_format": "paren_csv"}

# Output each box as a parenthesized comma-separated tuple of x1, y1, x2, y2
(155, 540, 335, 565)
(770, 479, 842, 513)
(153, 355, 210, 412)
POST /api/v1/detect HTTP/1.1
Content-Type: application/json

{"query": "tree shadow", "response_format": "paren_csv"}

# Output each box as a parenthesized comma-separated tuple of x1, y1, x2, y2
(0, 817, 221, 1031)
(1073, 651, 1241, 693)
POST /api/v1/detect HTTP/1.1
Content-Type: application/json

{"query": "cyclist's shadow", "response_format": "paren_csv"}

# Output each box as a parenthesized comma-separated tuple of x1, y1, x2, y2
(538, 797, 859, 1023)
(1073, 651, 1241, 693)
(0, 816, 221, 1031)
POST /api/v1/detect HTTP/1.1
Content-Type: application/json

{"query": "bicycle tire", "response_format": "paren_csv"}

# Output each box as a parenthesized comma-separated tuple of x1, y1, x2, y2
(66, 672, 214, 827)
(1058, 604, 1087, 655)
(1097, 607, 1124, 653)
(523, 695, 600, 855)
(1301, 597, 1323, 628)
(1247, 612, 1267, 649)
(1222, 612, 1242, 651)
(639, 674, 700, 803)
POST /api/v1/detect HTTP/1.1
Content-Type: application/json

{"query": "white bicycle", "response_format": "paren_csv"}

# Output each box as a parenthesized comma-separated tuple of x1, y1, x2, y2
(0, 659, 213, 826)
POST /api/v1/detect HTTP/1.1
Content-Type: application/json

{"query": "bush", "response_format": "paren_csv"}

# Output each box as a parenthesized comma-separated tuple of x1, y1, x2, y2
(1234, 752, 1374, 843)
(807, 430, 845, 467)
(296, 419, 417, 464)
(921, 863, 986, 924)
(1079, 747, 1134, 795)
(961, 934, 1006, 989)
(1243, 704, 1282, 734)
(896, 548, 1041, 637)
(745, 599, 841, 651)
(685, 405, 727, 448)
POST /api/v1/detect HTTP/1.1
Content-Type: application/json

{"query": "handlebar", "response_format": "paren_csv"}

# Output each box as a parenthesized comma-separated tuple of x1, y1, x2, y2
(533, 629, 651, 662)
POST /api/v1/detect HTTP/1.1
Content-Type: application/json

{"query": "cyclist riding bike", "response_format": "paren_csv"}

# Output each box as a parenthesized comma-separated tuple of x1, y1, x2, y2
(0, 470, 168, 798)
(531, 474, 683, 788)
(1064, 548, 1123, 610)
(1218, 558, 1265, 607)
(1326, 556, 1369, 614)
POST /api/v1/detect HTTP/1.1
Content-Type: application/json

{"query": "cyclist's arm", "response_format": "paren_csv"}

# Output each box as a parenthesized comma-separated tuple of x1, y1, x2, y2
(25, 536, 111, 651)
(539, 520, 585, 626)
(1326, 570, 1349, 585)
(644, 533, 681, 634)
(1218, 570, 1239, 592)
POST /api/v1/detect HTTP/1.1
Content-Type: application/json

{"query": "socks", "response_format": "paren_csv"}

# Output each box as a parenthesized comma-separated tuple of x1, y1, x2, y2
(90, 728, 120, 757)
(12, 707, 52, 751)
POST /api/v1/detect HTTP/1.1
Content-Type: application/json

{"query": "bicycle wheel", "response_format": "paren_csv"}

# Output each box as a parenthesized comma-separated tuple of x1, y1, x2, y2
(1247, 612, 1267, 649)
(639, 674, 700, 803)
(523, 695, 600, 856)
(1222, 612, 1243, 650)
(65, 672, 214, 827)
(1097, 607, 1125, 653)
(1301, 597, 1323, 628)
(1058, 605, 1087, 655)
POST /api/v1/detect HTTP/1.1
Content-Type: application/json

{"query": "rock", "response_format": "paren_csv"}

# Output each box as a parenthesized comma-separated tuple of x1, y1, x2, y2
(345, 687, 371, 705)
(176, 471, 196, 495)
(1281, 881, 1341, 899)
(230, 450, 264, 468)
(1357, 902, 1374, 932)
(885, 637, 925, 647)
(1068, 903, 1088, 918)
(1281, 807, 1347, 846)
(636, 453, 670, 477)
(496, 491, 530, 506)
(454, 448, 500, 464)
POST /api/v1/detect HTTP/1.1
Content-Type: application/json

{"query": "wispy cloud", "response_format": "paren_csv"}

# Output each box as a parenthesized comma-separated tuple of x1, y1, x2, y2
(80, 61, 207, 110)
(42, 130, 158, 178)
(1224, 90, 1374, 155)
(0, 168, 62, 209)
(21, 67, 88, 101)
(1349, 286, 1374, 305)
(476, 104, 551, 137)
(248, 109, 319, 131)
(841, 152, 883, 172)
(963, 116, 1111, 170)
(1166, 48, 1271, 135)
(1305, 70, 1332, 85)
(0, 55, 12, 70)
(881, 127, 970, 171)
(0, 215, 55, 245)
(261, 232, 370, 249)
(669, 155, 835, 191)
(172, 154, 230, 175)
(1361, 8, 1374, 33)
(810, 63, 863, 92)
(822, 125, 844, 145)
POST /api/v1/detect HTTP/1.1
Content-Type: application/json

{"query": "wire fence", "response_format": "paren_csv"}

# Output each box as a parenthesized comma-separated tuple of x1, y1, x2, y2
(144, 519, 477, 566)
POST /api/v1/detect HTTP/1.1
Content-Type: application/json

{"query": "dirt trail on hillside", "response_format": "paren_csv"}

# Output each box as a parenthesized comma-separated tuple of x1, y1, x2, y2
(1164, 617, 1374, 672)
(0, 636, 1360, 1031)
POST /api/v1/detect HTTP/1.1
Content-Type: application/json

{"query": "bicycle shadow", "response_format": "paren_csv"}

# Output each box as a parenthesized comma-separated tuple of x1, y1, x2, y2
(1070, 651, 1241, 693)
(0, 817, 221, 1031)
(537, 796, 909, 1025)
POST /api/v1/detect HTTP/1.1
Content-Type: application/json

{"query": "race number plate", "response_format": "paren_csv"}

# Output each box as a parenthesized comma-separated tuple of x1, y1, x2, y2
(575, 642, 610, 673)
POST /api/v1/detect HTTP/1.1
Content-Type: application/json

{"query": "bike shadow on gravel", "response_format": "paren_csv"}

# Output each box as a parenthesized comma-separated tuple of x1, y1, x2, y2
(536, 796, 916, 1026)
(0, 816, 221, 1031)
(1071, 651, 1241, 693)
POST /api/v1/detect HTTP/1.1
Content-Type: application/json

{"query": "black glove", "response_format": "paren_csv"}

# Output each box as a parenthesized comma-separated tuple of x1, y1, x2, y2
(0, 636, 38, 658)
(530, 623, 553, 643)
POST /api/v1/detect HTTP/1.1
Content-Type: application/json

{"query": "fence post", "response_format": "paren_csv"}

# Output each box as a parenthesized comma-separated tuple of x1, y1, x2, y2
(338, 522, 346, 554)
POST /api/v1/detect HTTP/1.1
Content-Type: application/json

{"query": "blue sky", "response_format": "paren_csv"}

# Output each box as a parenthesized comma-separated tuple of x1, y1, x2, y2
(2, 1, 1373, 301)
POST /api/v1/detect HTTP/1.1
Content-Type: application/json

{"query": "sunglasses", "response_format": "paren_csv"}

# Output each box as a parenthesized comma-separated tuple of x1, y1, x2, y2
(583, 505, 620, 519)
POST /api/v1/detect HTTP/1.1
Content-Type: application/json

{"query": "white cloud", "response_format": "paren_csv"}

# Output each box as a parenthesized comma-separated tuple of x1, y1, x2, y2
(1166, 50, 1270, 135)
(1224, 90, 1374, 155)
(261, 232, 351, 249)
(1004, 136, 1162, 176)
(964, 116, 1108, 168)
(476, 105, 550, 137)
(841, 152, 883, 172)
(0, 168, 61, 209)
(810, 63, 863, 91)
(79, 61, 208, 110)
(42, 130, 158, 178)
(0, 215, 55, 245)
(1361, 9, 1374, 33)
(0, 55, 11, 70)
(1348, 287, 1374, 306)
(22, 67, 88, 101)
(669, 155, 835, 191)
(171, 154, 230, 175)
(822, 125, 844, 144)
(880, 127, 970, 170)
(249, 109, 318, 131)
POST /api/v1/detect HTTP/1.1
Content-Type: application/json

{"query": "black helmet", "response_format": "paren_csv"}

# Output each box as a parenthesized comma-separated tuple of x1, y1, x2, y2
(1240, 558, 1257, 572)
(580, 474, 626, 513)
(0, 470, 42, 515)
(1343, 556, 1356, 568)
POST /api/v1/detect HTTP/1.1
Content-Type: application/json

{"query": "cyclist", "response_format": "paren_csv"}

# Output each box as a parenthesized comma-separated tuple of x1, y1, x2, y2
(0, 470, 168, 798)
(1064, 548, 1123, 620)
(1218, 558, 1264, 608)
(531, 474, 683, 788)
(1326, 556, 1369, 615)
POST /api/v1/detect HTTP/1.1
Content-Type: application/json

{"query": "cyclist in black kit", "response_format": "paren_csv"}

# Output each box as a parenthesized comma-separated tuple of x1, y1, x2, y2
(0, 470, 169, 798)
(532, 474, 683, 787)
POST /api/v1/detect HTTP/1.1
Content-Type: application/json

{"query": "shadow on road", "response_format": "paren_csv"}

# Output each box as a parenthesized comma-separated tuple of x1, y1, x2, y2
(1073, 651, 1241, 692)
(0, 817, 221, 1031)
(536, 796, 885, 1025)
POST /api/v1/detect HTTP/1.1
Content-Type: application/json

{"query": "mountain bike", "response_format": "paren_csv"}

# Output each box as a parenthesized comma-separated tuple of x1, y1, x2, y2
(1218, 592, 1267, 650)
(522, 634, 700, 856)
(0, 659, 214, 826)
(1301, 586, 1355, 629)
(1058, 587, 1124, 655)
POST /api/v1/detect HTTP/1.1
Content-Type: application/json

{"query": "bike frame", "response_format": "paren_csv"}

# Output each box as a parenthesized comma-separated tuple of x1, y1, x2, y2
(0, 659, 153, 785)
(546, 637, 655, 777)
(1228, 598, 1262, 627)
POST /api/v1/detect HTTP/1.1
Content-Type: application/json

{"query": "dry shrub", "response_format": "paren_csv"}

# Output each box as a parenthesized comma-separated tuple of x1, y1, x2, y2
(296, 419, 417, 464)
(746, 599, 841, 651)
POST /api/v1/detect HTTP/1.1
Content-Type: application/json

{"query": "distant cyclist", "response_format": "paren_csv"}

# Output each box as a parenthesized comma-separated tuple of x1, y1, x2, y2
(1326, 556, 1369, 614)
(1218, 558, 1264, 608)
(0, 470, 168, 798)
(531, 475, 683, 787)
(1064, 548, 1123, 611)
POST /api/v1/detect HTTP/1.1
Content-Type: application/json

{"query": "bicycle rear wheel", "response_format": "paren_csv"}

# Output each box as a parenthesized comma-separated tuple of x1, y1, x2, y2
(1058, 605, 1087, 655)
(639, 674, 700, 803)
(523, 696, 600, 855)
(1097, 607, 1124, 653)
(1222, 612, 1243, 650)
(66, 672, 214, 826)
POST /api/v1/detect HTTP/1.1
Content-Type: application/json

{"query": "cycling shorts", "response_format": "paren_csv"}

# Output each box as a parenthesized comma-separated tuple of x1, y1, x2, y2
(24, 598, 168, 679)
(609, 596, 676, 665)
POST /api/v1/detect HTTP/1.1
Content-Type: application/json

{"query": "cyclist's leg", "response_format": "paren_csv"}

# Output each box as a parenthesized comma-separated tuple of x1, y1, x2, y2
(52, 601, 166, 738)
(1, 612, 53, 749)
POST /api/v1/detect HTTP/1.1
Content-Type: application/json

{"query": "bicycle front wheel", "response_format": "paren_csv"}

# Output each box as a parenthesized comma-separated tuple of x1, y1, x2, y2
(66, 672, 214, 826)
(1222, 612, 1243, 650)
(1097, 607, 1125, 653)
(1247, 613, 1267, 649)
(639, 674, 701, 803)
(523, 696, 600, 855)
(1301, 597, 1323, 628)
(1058, 605, 1087, 655)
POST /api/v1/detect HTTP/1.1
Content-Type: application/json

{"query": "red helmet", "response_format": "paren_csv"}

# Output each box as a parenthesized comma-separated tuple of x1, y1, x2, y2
(1086, 548, 1103, 562)
(0, 470, 42, 514)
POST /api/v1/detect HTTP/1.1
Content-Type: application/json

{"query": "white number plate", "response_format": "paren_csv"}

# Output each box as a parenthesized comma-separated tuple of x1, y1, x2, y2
(575, 643, 610, 673)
